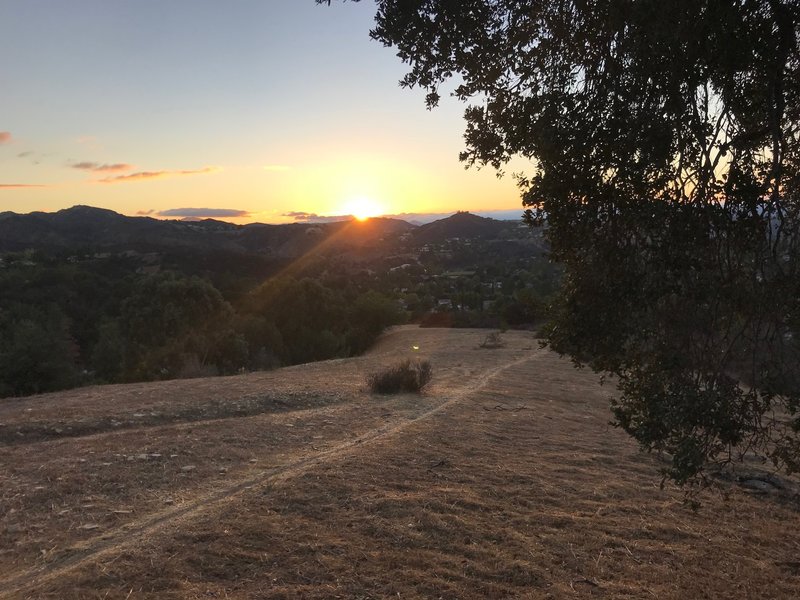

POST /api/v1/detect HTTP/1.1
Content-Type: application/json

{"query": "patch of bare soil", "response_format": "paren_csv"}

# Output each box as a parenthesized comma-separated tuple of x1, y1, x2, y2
(1, 326, 799, 599)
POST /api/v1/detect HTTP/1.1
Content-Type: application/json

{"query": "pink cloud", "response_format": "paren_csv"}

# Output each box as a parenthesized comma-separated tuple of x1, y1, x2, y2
(0, 132, 12, 145)
(99, 166, 217, 183)
(284, 211, 352, 223)
(0, 183, 46, 189)
(158, 208, 249, 218)
(72, 161, 133, 173)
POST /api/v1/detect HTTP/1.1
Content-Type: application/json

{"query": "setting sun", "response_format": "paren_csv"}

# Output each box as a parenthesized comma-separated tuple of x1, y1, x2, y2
(341, 196, 385, 221)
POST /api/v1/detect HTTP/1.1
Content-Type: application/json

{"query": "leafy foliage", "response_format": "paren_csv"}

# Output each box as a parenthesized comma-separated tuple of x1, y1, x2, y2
(0, 255, 404, 398)
(0, 305, 79, 397)
(357, 0, 800, 483)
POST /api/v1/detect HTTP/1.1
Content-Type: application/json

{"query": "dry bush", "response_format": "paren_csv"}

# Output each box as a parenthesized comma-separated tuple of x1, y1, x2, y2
(479, 333, 505, 349)
(368, 359, 432, 394)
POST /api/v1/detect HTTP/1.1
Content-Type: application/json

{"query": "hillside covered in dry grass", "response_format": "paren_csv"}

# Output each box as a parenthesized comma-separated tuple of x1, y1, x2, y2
(1, 327, 799, 598)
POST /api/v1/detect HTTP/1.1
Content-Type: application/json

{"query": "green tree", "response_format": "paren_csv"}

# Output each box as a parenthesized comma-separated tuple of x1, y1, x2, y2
(334, 0, 800, 483)
(120, 273, 244, 379)
(347, 290, 403, 353)
(0, 305, 79, 397)
(89, 319, 127, 383)
(246, 277, 348, 364)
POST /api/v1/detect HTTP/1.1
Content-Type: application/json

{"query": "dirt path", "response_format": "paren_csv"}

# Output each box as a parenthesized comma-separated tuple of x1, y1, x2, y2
(0, 347, 533, 597)
(3, 327, 800, 599)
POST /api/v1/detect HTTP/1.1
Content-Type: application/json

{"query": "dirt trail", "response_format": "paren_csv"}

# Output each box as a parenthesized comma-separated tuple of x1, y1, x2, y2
(0, 328, 536, 598)
(3, 327, 800, 599)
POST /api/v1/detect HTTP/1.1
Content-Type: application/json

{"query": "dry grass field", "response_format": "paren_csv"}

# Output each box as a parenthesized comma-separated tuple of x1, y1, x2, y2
(1, 326, 799, 599)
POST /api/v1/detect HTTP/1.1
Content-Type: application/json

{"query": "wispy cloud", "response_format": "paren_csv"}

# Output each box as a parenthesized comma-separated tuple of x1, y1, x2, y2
(263, 164, 291, 172)
(72, 161, 133, 173)
(17, 150, 47, 165)
(157, 208, 250, 218)
(0, 132, 12, 145)
(136, 209, 155, 216)
(0, 183, 47, 189)
(99, 166, 217, 184)
(284, 211, 352, 223)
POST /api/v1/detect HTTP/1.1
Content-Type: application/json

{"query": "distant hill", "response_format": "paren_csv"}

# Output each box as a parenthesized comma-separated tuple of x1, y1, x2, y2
(0, 206, 243, 253)
(411, 211, 517, 245)
(0, 205, 414, 258)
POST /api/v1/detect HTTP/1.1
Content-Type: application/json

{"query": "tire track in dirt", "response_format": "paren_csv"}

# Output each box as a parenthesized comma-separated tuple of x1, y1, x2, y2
(0, 399, 347, 451)
(0, 349, 537, 598)
(0, 394, 349, 448)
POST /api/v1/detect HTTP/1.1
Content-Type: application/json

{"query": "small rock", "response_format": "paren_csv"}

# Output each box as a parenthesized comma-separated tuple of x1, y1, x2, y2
(164, 498, 174, 505)
(79, 523, 100, 530)
(180, 465, 196, 473)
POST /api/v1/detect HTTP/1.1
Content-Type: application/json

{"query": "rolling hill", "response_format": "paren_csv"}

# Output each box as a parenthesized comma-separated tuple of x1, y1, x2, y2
(412, 210, 517, 245)
(0, 205, 443, 257)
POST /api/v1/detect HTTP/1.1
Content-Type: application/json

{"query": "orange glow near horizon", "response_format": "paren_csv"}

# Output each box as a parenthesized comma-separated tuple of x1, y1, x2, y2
(340, 196, 385, 221)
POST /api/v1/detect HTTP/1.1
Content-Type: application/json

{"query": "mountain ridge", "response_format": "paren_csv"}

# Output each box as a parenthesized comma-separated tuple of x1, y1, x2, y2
(0, 205, 518, 256)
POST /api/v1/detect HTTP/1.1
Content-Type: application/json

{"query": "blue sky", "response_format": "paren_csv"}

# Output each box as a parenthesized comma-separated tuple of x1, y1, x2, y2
(0, 1, 528, 223)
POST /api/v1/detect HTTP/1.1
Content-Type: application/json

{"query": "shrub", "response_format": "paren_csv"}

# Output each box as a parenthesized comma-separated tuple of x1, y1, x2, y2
(479, 332, 505, 349)
(368, 359, 432, 394)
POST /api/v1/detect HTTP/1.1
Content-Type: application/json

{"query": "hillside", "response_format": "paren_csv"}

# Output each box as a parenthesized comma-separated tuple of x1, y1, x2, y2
(412, 210, 514, 245)
(1, 327, 798, 598)
(0, 206, 558, 400)
(0, 205, 413, 257)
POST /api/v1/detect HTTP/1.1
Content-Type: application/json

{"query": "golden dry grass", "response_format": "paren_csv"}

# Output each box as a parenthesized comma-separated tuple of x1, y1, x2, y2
(1, 326, 799, 599)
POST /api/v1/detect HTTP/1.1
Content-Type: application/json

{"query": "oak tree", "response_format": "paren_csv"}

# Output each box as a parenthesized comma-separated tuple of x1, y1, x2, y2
(328, 0, 800, 483)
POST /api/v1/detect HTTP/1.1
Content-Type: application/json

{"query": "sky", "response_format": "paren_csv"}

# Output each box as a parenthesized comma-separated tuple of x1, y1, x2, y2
(0, 1, 531, 224)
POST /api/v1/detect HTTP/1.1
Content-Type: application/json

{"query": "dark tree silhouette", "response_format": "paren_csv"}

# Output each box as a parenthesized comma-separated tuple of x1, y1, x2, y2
(327, 0, 800, 483)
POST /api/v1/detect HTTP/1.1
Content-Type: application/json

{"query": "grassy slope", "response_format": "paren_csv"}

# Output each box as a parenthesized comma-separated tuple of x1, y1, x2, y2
(1, 327, 799, 599)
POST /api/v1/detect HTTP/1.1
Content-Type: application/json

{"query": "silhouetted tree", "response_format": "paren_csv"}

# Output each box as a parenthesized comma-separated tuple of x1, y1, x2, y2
(120, 273, 245, 379)
(330, 0, 800, 483)
(348, 290, 403, 353)
(0, 305, 79, 396)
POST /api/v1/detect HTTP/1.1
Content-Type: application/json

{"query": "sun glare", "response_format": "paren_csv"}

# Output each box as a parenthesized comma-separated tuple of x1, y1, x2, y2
(342, 196, 384, 221)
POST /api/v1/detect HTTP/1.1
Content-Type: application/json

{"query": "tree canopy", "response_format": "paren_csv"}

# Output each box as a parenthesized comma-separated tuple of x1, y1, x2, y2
(335, 0, 800, 483)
